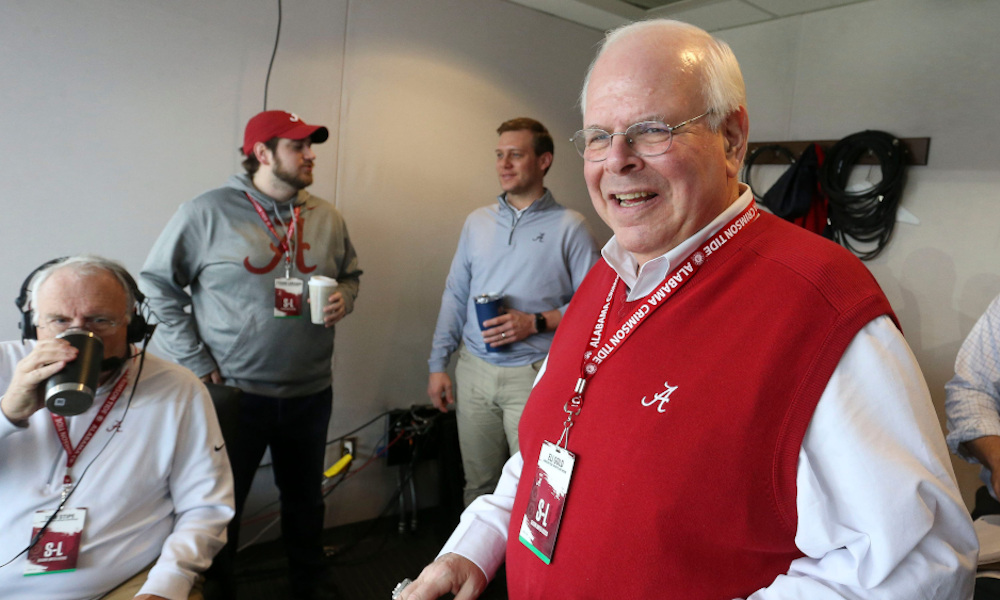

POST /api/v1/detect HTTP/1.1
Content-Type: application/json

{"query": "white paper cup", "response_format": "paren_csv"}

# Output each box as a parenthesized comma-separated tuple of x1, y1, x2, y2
(308, 276, 339, 325)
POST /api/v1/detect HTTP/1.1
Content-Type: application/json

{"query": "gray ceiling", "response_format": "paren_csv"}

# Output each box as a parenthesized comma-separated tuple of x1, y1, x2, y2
(506, 0, 872, 32)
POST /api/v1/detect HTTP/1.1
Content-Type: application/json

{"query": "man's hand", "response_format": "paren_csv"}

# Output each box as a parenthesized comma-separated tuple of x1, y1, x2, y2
(201, 370, 223, 385)
(399, 553, 487, 600)
(133, 595, 169, 600)
(481, 309, 534, 348)
(964, 435, 1000, 499)
(322, 291, 347, 327)
(1, 339, 77, 423)
(428, 372, 454, 412)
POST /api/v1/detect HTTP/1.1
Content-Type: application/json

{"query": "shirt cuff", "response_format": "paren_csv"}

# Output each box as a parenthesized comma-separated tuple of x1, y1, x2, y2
(0, 401, 29, 433)
(949, 420, 1000, 460)
(438, 517, 508, 582)
(136, 565, 193, 600)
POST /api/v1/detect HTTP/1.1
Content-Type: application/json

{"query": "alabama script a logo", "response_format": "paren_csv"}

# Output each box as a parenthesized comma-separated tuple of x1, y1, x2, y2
(640, 380, 678, 414)
(244, 208, 317, 275)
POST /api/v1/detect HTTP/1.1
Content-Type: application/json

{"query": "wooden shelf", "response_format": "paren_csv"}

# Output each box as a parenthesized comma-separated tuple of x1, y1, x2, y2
(745, 137, 930, 166)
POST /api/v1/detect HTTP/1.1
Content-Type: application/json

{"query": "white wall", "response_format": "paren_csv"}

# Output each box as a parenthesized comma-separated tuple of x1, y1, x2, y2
(718, 0, 1000, 508)
(317, 0, 611, 529)
(0, 0, 606, 541)
(2, 0, 997, 542)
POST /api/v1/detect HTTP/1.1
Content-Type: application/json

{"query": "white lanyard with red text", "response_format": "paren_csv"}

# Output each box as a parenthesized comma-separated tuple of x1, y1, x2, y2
(557, 201, 760, 449)
(245, 192, 300, 279)
(50, 370, 130, 500)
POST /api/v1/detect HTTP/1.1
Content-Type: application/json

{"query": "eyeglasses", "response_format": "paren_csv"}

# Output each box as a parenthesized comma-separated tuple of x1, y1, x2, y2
(571, 110, 712, 162)
(39, 315, 125, 335)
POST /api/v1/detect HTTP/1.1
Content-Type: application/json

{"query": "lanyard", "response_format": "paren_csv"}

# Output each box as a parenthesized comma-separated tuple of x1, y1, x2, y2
(50, 369, 130, 491)
(557, 201, 759, 448)
(245, 192, 300, 278)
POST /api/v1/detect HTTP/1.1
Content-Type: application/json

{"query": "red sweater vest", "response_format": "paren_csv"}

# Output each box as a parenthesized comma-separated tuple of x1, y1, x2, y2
(505, 212, 896, 599)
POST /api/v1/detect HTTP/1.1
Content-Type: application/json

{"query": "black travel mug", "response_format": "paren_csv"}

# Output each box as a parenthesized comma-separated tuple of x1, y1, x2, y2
(44, 329, 104, 416)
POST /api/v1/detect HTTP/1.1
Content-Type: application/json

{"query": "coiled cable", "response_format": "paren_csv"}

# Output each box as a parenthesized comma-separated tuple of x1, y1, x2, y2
(741, 144, 797, 201)
(819, 130, 907, 261)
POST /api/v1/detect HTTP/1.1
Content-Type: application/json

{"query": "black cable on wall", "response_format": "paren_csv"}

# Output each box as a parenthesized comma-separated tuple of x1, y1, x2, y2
(263, 0, 283, 111)
(819, 130, 907, 261)
(741, 144, 797, 201)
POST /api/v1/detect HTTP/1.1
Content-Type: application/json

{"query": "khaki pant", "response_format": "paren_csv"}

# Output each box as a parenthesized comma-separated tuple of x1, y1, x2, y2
(455, 347, 543, 506)
(101, 564, 204, 600)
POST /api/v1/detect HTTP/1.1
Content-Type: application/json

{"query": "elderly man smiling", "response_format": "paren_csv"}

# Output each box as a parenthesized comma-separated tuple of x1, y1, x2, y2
(397, 19, 977, 600)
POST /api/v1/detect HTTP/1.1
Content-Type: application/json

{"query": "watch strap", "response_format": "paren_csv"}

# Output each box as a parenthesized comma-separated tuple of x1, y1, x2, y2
(534, 312, 546, 333)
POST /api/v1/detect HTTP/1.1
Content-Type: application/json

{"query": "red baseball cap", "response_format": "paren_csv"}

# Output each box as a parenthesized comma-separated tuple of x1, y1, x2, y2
(242, 110, 329, 156)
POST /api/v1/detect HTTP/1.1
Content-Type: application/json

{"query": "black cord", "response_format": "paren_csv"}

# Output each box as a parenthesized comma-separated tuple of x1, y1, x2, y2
(819, 130, 907, 261)
(326, 409, 392, 449)
(235, 430, 422, 578)
(235, 406, 443, 566)
(325, 408, 447, 565)
(325, 438, 424, 566)
(740, 144, 796, 199)
(238, 412, 398, 533)
(262, 0, 283, 111)
(236, 467, 415, 578)
(249, 409, 391, 471)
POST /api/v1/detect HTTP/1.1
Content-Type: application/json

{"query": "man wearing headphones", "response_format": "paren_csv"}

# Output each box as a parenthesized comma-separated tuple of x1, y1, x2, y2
(0, 255, 234, 600)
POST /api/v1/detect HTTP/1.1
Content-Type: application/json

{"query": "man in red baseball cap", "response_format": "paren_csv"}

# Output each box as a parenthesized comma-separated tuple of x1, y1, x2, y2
(141, 110, 361, 600)
(242, 110, 330, 157)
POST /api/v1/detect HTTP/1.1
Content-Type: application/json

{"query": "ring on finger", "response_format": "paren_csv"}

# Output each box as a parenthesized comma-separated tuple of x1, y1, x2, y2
(392, 578, 413, 599)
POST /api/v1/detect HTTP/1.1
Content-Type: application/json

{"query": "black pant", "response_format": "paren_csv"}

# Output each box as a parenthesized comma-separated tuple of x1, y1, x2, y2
(210, 387, 333, 598)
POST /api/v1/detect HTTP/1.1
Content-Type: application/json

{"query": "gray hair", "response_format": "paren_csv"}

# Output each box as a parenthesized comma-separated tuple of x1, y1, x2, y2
(28, 255, 136, 325)
(579, 19, 746, 131)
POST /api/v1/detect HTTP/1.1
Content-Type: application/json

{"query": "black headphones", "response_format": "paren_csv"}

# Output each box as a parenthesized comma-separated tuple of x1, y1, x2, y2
(16, 257, 154, 344)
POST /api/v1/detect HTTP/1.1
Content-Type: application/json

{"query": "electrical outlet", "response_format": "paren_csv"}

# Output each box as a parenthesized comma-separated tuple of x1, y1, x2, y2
(340, 437, 357, 457)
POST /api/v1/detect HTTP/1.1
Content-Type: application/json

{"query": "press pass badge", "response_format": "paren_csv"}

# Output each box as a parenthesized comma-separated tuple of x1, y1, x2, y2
(519, 441, 575, 564)
(274, 277, 304, 317)
(25, 508, 86, 575)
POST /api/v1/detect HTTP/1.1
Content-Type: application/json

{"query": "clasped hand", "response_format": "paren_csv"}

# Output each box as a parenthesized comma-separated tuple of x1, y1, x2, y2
(480, 309, 534, 348)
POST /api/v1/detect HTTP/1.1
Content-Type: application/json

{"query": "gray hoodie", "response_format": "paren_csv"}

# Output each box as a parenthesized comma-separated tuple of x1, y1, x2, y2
(140, 174, 361, 398)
